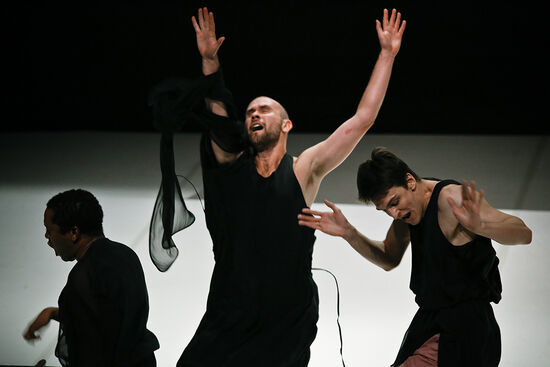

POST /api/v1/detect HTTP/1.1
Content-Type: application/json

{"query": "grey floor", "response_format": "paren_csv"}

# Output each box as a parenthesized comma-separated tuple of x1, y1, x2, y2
(1, 132, 549, 366)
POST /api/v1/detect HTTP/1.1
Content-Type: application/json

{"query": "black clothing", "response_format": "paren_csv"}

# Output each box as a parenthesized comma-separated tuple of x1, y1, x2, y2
(56, 238, 159, 367)
(149, 70, 319, 365)
(392, 180, 502, 367)
(148, 70, 247, 272)
(175, 137, 319, 367)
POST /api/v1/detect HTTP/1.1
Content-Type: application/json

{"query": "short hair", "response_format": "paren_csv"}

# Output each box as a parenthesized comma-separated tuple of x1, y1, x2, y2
(249, 96, 289, 120)
(357, 147, 420, 204)
(279, 104, 289, 120)
(46, 189, 104, 236)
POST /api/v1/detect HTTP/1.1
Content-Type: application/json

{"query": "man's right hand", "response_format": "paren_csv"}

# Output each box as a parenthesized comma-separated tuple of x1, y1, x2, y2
(376, 8, 406, 57)
(192, 7, 225, 74)
(298, 200, 354, 238)
(23, 307, 59, 341)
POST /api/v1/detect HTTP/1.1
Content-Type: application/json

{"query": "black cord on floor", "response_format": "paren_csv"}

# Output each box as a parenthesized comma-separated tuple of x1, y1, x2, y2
(312, 267, 346, 367)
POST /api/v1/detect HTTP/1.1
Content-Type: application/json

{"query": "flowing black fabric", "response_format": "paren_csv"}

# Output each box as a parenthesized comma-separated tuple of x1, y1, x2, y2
(56, 238, 159, 367)
(176, 140, 318, 366)
(148, 70, 247, 272)
(392, 180, 502, 367)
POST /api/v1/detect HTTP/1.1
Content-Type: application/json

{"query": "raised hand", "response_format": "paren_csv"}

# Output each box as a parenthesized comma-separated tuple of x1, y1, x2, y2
(298, 200, 352, 238)
(447, 180, 484, 233)
(376, 8, 406, 56)
(191, 7, 225, 60)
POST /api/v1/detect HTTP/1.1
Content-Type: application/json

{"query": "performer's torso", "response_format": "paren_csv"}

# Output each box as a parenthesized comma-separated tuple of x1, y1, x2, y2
(200, 136, 317, 313)
(409, 179, 502, 310)
(57, 239, 158, 366)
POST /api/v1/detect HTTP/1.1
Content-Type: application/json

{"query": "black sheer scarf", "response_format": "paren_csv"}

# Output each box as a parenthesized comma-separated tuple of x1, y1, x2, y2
(148, 70, 247, 272)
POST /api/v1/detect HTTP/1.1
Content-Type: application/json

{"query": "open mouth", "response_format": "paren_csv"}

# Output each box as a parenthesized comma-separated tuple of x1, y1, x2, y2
(251, 123, 263, 132)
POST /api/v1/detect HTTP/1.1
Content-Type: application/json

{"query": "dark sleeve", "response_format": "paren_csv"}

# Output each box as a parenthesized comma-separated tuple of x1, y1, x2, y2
(148, 70, 247, 272)
(65, 245, 158, 367)
(149, 69, 247, 152)
(60, 261, 109, 367)
(106, 246, 159, 366)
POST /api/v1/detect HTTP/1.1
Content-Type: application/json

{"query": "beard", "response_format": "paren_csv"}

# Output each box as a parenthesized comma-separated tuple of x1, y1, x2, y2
(249, 127, 281, 153)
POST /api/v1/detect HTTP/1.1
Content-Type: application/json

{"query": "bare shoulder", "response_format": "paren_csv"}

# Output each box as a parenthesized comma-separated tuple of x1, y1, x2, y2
(439, 183, 461, 203)
(437, 183, 462, 216)
(293, 153, 313, 179)
(293, 154, 321, 207)
(293, 155, 312, 185)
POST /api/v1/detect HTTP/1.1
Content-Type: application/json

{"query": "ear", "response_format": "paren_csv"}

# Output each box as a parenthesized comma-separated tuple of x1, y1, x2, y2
(70, 226, 81, 242)
(406, 173, 417, 191)
(282, 119, 293, 133)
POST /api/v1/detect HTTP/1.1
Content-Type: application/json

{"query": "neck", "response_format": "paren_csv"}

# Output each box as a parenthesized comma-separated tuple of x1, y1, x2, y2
(418, 179, 437, 214)
(75, 235, 104, 261)
(255, 144, 286, 177)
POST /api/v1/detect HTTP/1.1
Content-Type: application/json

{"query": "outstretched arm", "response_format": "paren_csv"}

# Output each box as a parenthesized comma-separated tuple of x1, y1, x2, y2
(295, 9, 406, 199)
(192, 7, 244, 164)
(23, 307, 59, 341)
(192, 7, 226, 117)
(298, 200, 410, 271)
(446, 181, 532, 245)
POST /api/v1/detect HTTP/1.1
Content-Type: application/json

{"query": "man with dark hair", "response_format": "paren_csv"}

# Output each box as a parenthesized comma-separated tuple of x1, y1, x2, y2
(24, 189, 159, 367)
(149, 7, 406, 367)
(356, 146, 421, 204)
(298, 147, 532, 366)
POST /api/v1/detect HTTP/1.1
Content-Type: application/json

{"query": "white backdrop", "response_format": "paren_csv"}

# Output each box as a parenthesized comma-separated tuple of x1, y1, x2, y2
(1, 186, 547, 366)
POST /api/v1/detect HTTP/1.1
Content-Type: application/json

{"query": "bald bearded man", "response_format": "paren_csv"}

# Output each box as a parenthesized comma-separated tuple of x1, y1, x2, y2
(151, 7, 406, 367)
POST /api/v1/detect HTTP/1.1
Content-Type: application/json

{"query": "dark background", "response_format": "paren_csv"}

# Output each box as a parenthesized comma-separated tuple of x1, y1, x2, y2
(4, 1, 546, 134)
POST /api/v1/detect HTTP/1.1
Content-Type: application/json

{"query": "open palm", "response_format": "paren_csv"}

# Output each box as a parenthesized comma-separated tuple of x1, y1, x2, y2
(376, 8, 406, 56)
(192, 7, 225, 60)
(448, 181, 484, 233)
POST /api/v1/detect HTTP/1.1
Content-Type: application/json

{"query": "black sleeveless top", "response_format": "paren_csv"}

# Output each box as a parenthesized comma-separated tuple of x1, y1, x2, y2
(177, 136, 319, 366)
(392, 180, 504, 366)
(409, 180, 502, 310)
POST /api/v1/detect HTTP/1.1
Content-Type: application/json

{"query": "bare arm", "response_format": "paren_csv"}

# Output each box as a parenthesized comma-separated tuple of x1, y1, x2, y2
(295, 9, 406, 191)
(23, 307, 59, 341)
(192, 7, 242, 164)
(446, 181, 532, 245)
(298, 200, 410, 271)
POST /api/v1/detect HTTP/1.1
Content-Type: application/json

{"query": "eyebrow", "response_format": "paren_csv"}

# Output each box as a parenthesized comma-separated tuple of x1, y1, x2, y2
(375, 194, 396, 211)
(246, 104, 272, 115)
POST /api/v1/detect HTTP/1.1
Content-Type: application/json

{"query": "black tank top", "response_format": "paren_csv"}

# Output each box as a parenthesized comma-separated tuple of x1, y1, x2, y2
(409, 180, 502, 310)
(178, 136, 318, 366)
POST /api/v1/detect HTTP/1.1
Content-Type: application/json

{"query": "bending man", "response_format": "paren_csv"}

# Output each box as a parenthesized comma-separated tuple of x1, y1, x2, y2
(298, 147, 532, 366)
(24, 189, 159, 367)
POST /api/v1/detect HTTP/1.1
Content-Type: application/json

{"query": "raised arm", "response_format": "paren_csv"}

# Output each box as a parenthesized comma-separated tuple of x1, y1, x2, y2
(295, 9, 406, 198)
(192, 7, 227, 118)
(298, 200, 410, 271)
(192, 7, 244, 164)
(446, 181, 532, 245)
(192, 7, 225, 76)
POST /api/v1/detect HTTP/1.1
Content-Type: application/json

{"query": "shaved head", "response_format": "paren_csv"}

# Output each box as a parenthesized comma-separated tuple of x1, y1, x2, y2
(245, 96, 293, 153)
(247, 96, 289, 121)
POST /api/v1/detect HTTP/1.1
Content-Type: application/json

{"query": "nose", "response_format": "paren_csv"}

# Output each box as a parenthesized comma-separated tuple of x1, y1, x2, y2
(387, 207, 400, 220)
